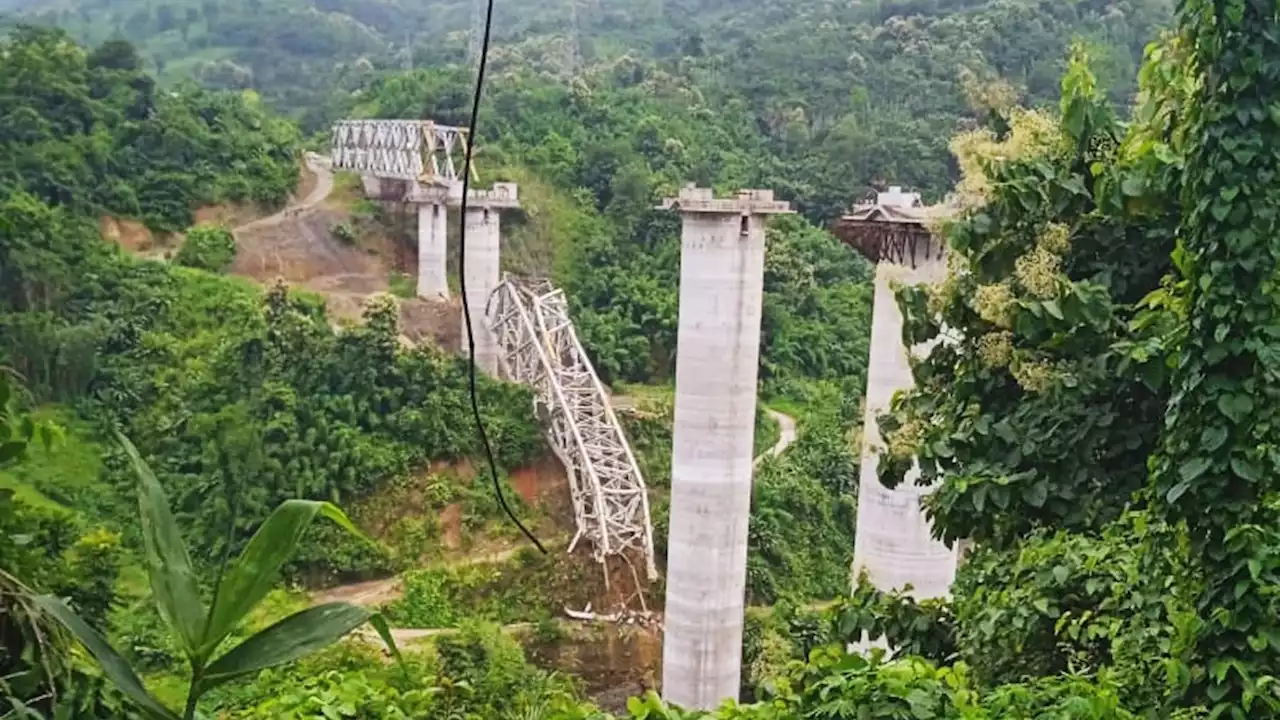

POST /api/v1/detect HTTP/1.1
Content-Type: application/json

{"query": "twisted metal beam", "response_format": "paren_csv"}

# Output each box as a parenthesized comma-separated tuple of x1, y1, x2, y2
(488, 277, 658, 580)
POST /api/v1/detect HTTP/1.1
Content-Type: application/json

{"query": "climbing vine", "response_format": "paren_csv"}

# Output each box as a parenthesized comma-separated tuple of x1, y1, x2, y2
(1149, 1, 1280, 713)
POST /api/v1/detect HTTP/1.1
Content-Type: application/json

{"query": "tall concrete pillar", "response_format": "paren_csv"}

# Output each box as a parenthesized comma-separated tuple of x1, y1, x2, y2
(417, 202, 449, 298)
(462, 206, 500, 375)
(459, 182, 518, 377)
(660, 186, 792, 710)
(851, 243, 958, 601)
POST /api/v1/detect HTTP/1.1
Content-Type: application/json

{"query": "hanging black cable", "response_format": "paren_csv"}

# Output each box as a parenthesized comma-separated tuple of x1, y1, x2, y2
(458, 0, 547, 554)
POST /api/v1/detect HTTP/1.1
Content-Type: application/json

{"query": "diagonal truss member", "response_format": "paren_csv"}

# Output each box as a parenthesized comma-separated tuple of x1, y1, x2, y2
(330, 119, 470, 185)
(487, 276, 658, 581)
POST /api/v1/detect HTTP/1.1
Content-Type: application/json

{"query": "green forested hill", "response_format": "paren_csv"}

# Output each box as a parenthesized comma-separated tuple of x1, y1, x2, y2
(5, 0, 1170, 206)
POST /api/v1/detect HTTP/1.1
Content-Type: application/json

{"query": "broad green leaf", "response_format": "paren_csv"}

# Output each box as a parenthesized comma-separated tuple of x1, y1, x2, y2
(1201, 425, 1229, 453)
(1179, 457, 1212, 484)
(366, 612, 404, 668)
(1230, 456, 1262, 483)
(993, 420, 1017, 444)
(1217, 394, 1254, 424)
(117, 431, 205, 657)
(1166, 480, 1192, 504)
(1022, 481, 1049, 509)
(201, 500, 370, 658)
(197, 602, 374, 693)
(32, 595, 180, 720)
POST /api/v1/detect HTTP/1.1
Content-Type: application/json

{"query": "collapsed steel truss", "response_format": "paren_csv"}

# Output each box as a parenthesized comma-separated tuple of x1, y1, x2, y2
(330, 120, 468, 185)
(488, 277, 658, 580)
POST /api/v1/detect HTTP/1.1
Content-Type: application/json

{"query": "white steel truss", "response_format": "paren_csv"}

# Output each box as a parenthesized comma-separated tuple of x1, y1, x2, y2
(487, 276, 658, 580)
(330, 119, 468, 185)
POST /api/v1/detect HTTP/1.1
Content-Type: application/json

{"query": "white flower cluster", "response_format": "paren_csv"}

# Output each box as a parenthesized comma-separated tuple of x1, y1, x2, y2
(885, 420, 924, 461)
(1012, 357, 1058, 393)
(1014, 247, 1062, 299)
(1037, 223, 1071, 254)
(950, 108, 1061, 208)
(977, 331, 1014, 369)
(974, 283, 1017, 329)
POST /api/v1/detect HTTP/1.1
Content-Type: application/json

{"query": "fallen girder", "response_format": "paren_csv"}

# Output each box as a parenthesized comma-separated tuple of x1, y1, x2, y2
(487, 276, 658, 581)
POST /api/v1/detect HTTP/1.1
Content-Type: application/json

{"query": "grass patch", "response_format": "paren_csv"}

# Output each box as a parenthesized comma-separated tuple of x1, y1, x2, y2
(755, 407, 782, 457)
(385, 548, 599, 629)
(389, 271, 416, 298)
(0, 475, 63, 512)
(0, 407, 117, 522)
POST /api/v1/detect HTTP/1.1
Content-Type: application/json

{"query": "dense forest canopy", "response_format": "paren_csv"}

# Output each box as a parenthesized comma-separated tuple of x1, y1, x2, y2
(4, 0, 1171, 210)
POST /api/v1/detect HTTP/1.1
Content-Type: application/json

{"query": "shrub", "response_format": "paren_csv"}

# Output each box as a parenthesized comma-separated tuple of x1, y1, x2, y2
(331, 222, 357, 244)
(174, 225, 237, 272)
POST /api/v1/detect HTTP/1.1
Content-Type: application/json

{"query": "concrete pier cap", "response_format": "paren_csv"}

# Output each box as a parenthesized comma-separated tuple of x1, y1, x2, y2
(658, 183, 791, 711)
(659, 183, 793, 216)
(465, 181, 520, 209)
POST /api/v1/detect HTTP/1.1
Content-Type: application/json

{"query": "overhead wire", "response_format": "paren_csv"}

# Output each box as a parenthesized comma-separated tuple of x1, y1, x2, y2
(457, 0, 547, 554)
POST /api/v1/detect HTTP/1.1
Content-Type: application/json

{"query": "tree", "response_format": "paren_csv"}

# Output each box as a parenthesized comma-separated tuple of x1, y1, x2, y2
(156, 4, 176, 33)
(174, 225, 237, 273)
(87, 38, 143, 72)
(876, 45, 1173, 549)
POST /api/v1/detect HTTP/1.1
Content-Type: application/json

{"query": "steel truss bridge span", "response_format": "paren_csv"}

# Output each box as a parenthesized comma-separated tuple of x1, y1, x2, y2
(330, 119, 469, 185)
(487, 277, 657, 581)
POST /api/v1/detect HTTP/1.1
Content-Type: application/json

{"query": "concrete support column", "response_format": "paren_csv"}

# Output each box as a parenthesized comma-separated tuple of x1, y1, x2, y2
(851, 250, 958, 601)
(461, 205, 501, 376)
(417, 202, 449, 298)
(660, 186, 792, 710)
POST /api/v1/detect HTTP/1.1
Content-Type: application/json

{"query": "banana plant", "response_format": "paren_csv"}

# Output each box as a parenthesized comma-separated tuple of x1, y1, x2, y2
(32, 433, 400, 720)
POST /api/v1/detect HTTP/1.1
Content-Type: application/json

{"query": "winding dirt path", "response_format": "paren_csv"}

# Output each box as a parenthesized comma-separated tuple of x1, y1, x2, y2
(755, 408, 798, 466)
(234, 152, 334, 234)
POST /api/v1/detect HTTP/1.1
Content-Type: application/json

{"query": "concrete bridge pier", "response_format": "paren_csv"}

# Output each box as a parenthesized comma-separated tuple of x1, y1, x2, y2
(852, 239, 958, 601)
(459, 183, 519, 377)
(660, 185, 792, 710)
(417, 198, 450, 298)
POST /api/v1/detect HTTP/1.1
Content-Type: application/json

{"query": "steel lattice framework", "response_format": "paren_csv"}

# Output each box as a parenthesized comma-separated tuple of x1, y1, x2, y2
(488, 277, 658, 580)
(330, 120, 468, 185)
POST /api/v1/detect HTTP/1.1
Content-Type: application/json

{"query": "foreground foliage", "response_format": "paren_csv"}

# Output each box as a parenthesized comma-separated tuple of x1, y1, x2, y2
(37, 434, 399, 719)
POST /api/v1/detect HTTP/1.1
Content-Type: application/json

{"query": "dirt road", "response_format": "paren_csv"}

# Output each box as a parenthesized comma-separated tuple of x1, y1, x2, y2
(755, 408, 798, 466)
(235, 152, 335, 234)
